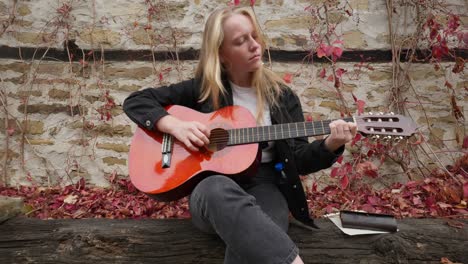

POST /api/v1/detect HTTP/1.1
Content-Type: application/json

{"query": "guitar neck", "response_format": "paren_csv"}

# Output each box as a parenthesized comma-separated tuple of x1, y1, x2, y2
(227, 117, 354, 145)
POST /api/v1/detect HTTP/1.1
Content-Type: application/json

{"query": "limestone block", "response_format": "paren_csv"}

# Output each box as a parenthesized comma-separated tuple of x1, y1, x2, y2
(102, 157, 127, 166)
(96, 143, 130, 153)
(79, 29, 121, 47)
(17, 4, 31, 16)
(0, 196, 24, 222)
(343, 30, 367, 49)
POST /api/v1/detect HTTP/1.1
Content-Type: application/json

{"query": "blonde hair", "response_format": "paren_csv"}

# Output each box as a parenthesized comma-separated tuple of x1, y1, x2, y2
(195, 6, 285, 123)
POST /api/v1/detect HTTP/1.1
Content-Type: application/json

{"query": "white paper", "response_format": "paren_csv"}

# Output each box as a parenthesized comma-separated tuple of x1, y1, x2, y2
(324, 212, 391, 236)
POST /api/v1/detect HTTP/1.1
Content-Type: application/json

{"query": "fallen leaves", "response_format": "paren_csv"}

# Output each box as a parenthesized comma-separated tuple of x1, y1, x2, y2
(1, 155, 467, 221)
(308, 154, 468, 219)
(0, 178, 190, 220)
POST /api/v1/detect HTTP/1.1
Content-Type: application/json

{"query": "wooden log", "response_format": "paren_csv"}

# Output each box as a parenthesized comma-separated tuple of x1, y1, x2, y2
(0, 217, 466, 263)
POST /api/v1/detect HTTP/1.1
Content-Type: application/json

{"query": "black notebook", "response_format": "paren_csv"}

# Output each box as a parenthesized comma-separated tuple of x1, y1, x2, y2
(340, 210, 398, 232)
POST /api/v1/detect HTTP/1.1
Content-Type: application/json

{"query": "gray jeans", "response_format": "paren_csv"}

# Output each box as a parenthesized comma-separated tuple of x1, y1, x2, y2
(189, 163, 299, 264)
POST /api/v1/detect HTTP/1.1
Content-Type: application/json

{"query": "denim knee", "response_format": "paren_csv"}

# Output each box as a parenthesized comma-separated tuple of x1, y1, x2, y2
(189, 175, 247, 233)
(191, 175, 235, 203)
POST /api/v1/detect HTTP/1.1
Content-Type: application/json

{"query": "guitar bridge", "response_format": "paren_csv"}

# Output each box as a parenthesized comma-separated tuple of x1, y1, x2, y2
(161, 133, 173, 168)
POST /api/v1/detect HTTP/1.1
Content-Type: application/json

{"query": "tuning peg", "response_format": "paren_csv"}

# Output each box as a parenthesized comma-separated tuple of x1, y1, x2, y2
(390, 112, 394, 115)
(368, 112, 373, 115)
(379, 112, 384, 115)
(372, 135, 380, 140)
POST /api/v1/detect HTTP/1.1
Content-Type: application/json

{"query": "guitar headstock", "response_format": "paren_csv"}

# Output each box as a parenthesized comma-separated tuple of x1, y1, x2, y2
(355, 113, 418, 140)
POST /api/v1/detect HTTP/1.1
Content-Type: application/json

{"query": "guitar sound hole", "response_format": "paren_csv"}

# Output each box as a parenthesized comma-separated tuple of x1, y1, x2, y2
(207, 128, 229, 152)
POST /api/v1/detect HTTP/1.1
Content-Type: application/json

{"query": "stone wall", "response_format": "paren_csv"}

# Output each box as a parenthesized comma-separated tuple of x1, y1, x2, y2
(0, 0, 466, 188)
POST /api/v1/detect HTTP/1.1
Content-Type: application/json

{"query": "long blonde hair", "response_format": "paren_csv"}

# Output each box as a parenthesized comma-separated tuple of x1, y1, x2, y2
(195, 6, 285, 123)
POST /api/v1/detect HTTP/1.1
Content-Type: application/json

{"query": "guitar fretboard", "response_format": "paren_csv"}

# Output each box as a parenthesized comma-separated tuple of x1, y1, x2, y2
(227, 117, 354, 145)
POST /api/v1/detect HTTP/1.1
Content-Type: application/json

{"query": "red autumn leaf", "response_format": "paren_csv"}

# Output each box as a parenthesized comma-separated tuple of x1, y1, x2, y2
(336, 155, 344, 164)
(425, 196, 436, 208)
(316, 43, 328, 58)
(367, 196, 381, 206)
(360, 204, 375, 213)
(319, 68, 326, 78)
(430, 28, 439, 40)
(356, 100, 365, 115)
(345, 163, 353, 173)
(437, 202, 452, 209)
(312, 181, 318, 192)
(356, 161, 378, 176)
(283, 73, 292, 83)
(351, 133, 362, 147)
(250, 0, 256, 6)
(325, 204, 337, 214)
(447, 15, 460, 32)
(340, 174, 349, 189)
(331, 167, 339, 178)
(412, 196, 422, 206)
(332, 47, 343, 60)
(320, 43, 337, 57)
(335, 68, 346, 77)
(327, 74, 334, 82)
(365, 169, 378, 178)
(234, 0, 240, 5)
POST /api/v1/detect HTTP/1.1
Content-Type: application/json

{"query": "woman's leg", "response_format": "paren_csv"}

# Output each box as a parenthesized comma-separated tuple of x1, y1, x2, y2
(189, 174, 298, 264)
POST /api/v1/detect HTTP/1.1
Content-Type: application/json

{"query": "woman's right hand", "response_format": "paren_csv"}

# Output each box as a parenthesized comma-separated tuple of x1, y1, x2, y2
(156, 115, 210, 152)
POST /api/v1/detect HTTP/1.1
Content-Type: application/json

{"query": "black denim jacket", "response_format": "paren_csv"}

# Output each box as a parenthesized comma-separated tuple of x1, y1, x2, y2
(123, 77, 343, 228)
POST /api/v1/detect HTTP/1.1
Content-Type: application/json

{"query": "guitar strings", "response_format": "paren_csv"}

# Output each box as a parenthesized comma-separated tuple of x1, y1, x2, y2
(168, 119, 373, 151)
(203, 119, 365, 145)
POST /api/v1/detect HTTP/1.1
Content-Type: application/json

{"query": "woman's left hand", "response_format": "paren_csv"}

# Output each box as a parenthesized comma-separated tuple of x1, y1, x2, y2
(324, 120, 358, 152)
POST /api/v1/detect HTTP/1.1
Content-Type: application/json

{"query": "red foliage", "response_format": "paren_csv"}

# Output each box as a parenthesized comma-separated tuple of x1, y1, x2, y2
(308, 154, 468, 219)
(96, 90, 116, 121)
(283, 73, 292, 84)
(316, 43, 343, 61)
(0, 178, 190, 219)
(1, 157, 466, 221)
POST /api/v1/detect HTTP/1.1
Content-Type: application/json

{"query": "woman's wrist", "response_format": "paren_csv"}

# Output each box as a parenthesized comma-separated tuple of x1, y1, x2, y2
(156, 115, 178, 134)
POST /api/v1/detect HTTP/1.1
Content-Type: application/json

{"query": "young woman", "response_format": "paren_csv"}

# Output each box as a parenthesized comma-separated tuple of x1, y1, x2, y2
(123, 6, 357, 264)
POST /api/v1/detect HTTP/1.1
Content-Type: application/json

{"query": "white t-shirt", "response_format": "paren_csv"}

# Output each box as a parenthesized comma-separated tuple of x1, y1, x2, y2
(230, 81, 275, 163)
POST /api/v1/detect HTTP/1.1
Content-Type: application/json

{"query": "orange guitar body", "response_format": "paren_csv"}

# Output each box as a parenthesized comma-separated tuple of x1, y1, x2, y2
(128, 105, 260, 201)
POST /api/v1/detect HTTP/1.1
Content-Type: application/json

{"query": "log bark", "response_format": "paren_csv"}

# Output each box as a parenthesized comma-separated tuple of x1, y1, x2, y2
(0, 217, 466, 264)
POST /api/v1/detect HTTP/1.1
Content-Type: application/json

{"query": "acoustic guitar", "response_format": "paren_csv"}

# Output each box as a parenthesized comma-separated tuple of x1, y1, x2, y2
(128, 105, 417, 201)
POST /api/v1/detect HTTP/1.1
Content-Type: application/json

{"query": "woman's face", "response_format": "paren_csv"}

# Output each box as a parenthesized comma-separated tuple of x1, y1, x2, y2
(219, 13, 262, 82)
